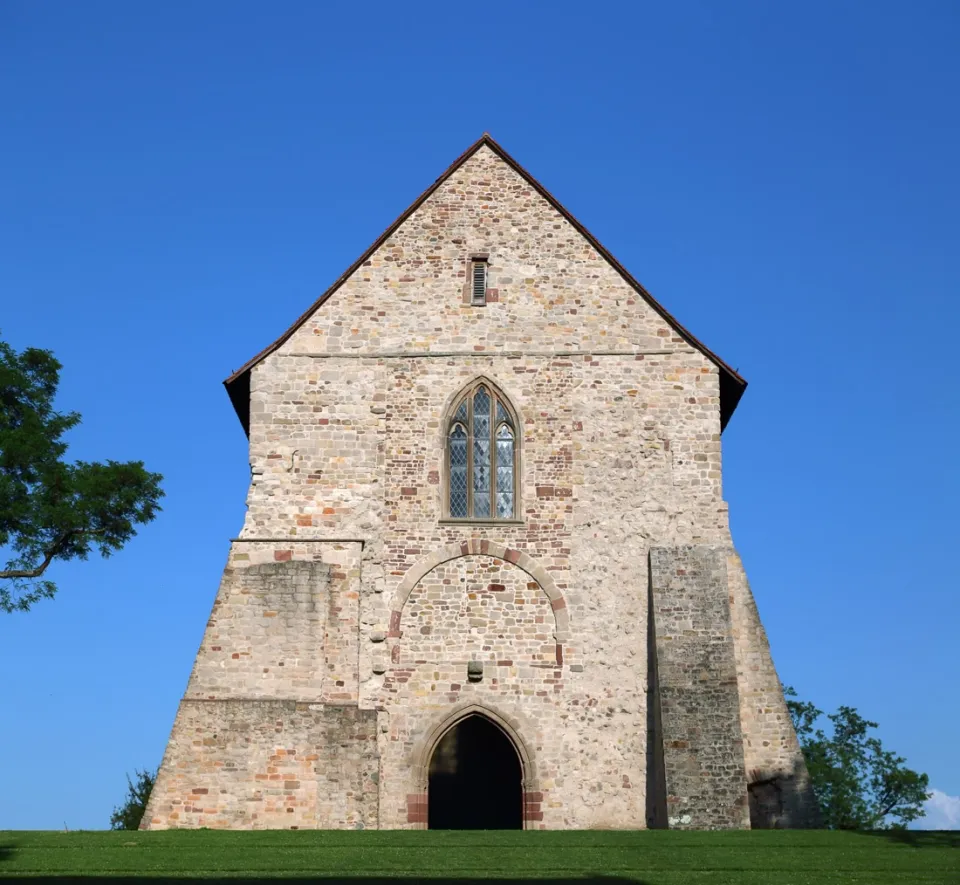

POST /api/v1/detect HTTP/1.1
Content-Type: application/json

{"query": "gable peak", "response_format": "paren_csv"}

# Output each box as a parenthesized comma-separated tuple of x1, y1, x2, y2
(224, 134, 746, 435)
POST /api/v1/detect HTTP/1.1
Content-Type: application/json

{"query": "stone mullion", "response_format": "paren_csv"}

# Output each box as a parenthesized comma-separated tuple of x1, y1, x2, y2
(465, 391, 474, 518)
(487, 393, 497, 519)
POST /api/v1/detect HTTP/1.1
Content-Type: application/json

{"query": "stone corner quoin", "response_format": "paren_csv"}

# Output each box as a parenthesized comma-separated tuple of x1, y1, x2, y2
(143, 136, 817, 832)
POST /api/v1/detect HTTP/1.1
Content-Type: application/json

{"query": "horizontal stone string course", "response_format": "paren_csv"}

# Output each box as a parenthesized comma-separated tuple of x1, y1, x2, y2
(275, 349, 699, 359)
(230, 538, 367, 545)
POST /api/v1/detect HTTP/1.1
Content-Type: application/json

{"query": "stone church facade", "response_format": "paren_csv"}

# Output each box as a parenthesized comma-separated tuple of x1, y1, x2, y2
(144, 135, 818, 831)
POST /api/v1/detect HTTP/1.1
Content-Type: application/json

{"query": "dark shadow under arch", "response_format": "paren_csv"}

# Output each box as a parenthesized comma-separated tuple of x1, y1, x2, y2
(428, 714, 523, 830)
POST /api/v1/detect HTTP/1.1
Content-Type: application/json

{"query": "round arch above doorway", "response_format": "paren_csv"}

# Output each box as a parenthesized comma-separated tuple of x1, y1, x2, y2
(388, 540, 571, 644)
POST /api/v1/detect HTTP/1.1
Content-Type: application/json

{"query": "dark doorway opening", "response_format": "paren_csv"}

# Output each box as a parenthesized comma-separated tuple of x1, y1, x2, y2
(428, 714, 523, 829)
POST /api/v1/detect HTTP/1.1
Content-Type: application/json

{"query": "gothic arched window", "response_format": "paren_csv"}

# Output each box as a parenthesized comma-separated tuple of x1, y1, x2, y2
(446, 382, 517, 520)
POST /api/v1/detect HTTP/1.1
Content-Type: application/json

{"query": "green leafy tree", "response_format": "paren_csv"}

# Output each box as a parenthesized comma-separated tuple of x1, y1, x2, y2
(0, 337, 164, 612)
(110, 768, 156, 830)
(785, 686, 930, 829)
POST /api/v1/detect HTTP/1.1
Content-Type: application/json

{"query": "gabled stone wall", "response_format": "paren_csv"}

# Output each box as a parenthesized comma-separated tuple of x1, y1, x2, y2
(146, 142, 814, 829)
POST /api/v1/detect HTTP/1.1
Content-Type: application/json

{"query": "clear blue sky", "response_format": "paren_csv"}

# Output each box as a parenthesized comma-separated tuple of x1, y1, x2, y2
(1, 1, 958, 830)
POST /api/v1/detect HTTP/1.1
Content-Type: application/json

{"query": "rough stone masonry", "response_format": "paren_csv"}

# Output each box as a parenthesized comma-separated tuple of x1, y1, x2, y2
(144, 134, 819, 831)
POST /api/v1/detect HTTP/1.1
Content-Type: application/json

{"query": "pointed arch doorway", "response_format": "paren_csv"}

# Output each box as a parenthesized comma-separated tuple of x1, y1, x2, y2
(427, 714, 523, 829)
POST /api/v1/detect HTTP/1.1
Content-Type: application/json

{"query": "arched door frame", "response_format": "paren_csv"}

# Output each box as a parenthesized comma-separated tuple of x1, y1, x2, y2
(409, 702, 541, 830)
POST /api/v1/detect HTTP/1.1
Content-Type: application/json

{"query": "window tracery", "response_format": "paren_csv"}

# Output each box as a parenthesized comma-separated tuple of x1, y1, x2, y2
(446, 382, 517, 520)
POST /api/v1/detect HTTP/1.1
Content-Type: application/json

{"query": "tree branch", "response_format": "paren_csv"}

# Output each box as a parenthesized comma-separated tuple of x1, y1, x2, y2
(876, 796, 900, 819)
(0, 528, 108, 579)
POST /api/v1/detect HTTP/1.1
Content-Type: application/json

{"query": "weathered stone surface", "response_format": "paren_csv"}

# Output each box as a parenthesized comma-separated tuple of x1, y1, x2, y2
(727, 551, 820, 827)
(145, 700, 378, 830)
(184, 561, 328, 701)
(145, 138, 813, 830)
(649, 546, 750, 830)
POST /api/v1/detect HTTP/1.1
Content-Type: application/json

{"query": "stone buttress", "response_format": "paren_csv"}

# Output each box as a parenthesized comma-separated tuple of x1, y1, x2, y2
(144, 554, 379, 829)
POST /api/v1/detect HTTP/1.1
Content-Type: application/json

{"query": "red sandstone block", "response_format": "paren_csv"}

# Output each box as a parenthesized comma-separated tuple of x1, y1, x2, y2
(274, 550, 292, 562)
(550, 597, 566, 611)
(504, 548, 521, 564)
(401, 487, 417, 496)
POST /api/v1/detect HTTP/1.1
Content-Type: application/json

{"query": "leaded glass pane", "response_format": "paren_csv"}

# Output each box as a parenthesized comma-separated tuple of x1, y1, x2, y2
(496, 424, 514, 518)
(473, 386, 490, 425)
(449, 424, 468, 518)
(454, 400, 467, 424)
(472, 387, 491, 518)
(496, 400, 511, 427)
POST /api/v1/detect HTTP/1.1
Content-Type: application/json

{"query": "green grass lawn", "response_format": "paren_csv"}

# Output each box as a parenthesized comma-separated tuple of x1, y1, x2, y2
(0, 829, 957, 883)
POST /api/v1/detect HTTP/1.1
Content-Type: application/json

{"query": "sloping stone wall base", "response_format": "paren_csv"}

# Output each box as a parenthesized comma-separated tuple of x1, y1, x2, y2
(726, 550, 821, 828)
(143, 700, 379, 829)
(649, 546, 750, 830)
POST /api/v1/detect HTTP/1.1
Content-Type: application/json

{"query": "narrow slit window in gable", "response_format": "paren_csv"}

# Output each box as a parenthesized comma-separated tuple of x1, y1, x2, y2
(471, 260, 488, 305)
